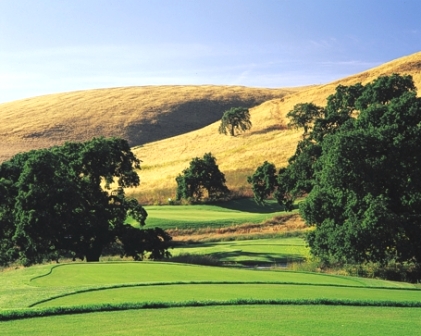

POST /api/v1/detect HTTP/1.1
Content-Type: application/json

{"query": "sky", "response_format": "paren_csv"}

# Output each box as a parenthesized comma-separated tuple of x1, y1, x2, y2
(1, 0, 420, 104)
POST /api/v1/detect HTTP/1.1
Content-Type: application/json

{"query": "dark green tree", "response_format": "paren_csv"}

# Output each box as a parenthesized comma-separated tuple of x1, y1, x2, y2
(176, 153, 229, 202)
(247, 162, 296, 211)
(247, 161, 277, 205)
(218, 107, 252, 136)
(297, 74, 421, 266)
(286, 103, 324, 135)
(0, 137, 172, 265)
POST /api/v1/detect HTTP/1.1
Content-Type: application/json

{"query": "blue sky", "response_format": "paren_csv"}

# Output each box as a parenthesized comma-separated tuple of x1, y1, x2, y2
(1, 0, 420, 103)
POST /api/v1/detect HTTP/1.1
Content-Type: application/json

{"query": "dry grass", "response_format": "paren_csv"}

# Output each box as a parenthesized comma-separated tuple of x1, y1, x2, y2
(131, 51, 421, 202)
(1, 52, 421, 202)
(0, 85, 300, 162)
(168, 214, 308, 243)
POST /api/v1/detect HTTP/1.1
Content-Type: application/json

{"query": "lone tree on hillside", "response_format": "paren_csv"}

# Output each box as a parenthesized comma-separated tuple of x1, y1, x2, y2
(176, 153, 229, 202)
(218, 107, 252, 136)
(0, 137, 173, 265)
(286, 102, 324, 135)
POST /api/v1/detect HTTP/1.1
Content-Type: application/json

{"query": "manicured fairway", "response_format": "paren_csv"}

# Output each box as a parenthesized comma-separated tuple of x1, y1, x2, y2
(2, 262, 421, 335)
(35, 283, 421, 307)
(173, 237, 310, 264)
(2, 305, 421, 336)
(140, 200, 288, 229)
(30, 263, 410, 288)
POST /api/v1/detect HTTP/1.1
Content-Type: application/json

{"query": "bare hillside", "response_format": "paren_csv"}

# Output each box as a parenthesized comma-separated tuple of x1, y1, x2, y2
(0, 85, 301, 162)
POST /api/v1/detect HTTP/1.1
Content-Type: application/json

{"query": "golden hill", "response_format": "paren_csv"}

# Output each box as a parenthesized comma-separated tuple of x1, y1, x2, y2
(130, 51, 421, 203)
(0, 85, 301, 162)
(0, 51, 420, 203)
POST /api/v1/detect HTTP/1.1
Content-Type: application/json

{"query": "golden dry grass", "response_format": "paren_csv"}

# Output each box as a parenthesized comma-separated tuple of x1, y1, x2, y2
(130, 51, 421, 202)
(1, 52, 420, 203)
(168, 214, 307, 243)
(0, 85, 300, 162)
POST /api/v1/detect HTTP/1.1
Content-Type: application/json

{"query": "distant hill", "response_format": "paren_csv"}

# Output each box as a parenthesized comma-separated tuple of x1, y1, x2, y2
(0, 85, 302, 162)
(130, 51, 421, 203)
(1, 51, 420, 203)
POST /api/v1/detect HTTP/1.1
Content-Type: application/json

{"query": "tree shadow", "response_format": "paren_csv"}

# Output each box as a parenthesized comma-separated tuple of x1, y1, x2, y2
(213, 198, 286, 214)
(124, 97, 270, 147)
(211, 250, 305, 266)
(248, 125, 288, 136)
(177, 242, 306, 267)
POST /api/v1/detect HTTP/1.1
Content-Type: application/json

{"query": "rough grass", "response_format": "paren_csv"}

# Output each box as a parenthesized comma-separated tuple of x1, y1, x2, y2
(167, 214, 307, 243)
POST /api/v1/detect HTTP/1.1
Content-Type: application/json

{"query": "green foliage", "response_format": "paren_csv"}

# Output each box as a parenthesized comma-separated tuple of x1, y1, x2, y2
(247, 161, 277, 204)
(0, 137, 172, 265)
(286, 102, 323, 134)
(247, 162, 296, 211)
(176, 153, 229, 202)
(278, 74, 421, 267)
(218, 107, 252, 136)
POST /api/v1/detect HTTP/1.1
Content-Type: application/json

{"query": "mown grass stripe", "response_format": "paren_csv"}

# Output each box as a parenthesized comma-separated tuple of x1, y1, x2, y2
(4, 298, 421, 322)
(29, 279, 421, 308)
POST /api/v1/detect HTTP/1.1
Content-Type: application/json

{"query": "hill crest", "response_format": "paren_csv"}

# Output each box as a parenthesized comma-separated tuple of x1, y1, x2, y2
(1, 51, 421, 202)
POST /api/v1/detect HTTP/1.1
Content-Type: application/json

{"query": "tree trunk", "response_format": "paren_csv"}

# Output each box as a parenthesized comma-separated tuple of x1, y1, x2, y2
(85, 247, 102, 262)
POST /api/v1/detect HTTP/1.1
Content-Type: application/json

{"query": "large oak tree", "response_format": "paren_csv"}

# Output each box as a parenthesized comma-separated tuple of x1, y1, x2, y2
(0, 137, 172, 265)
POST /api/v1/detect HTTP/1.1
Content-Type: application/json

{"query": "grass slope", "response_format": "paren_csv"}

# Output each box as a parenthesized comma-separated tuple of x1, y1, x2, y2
(1, 52, 420, 202)
(130, 51, 421, 202)
(0, 85, 298, 162)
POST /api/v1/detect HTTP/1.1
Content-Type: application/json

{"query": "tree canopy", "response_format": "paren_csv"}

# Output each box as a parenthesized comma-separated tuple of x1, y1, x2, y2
(176, 153, 229, 202)
(301, 75, 421, 266)
(218, 107, 252, 136)
(0, 137, 172, 265)
(252, 74, 421, 267)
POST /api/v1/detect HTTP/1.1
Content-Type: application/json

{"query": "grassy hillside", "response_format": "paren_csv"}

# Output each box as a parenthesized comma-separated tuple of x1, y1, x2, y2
(132, 52, 421, 202)
(0, 85, 300, 162)
(1, 52, 420, 202)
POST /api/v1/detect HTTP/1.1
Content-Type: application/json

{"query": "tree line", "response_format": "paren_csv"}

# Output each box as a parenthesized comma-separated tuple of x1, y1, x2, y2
(248, 74, 421, 270)
(0, 137, 172, 266)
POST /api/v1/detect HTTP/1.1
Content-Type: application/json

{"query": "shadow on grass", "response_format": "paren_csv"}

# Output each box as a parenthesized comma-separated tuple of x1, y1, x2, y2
(175, 243, 306, 267)
(213, 198, 297, 214)
(211, 250, 305, 266)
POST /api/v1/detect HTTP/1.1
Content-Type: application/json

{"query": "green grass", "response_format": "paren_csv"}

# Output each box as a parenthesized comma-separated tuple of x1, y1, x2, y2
(35, 283, 421, 308)
(133, 199, 291, 230)
(172, 237, 310, 265)
(1, 261, 421, 335)
(2, 305, 421, 335)
(30, 263, 411, 288)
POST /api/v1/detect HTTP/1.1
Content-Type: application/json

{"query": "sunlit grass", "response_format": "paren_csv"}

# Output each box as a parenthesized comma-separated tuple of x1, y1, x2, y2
(2, 305, 421, 336)
(35, 283, 421, 308)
